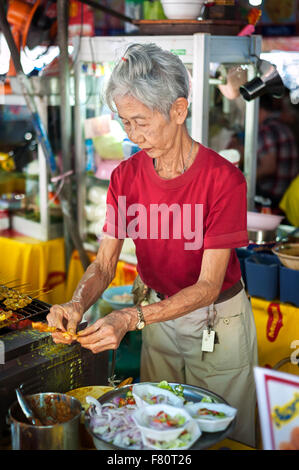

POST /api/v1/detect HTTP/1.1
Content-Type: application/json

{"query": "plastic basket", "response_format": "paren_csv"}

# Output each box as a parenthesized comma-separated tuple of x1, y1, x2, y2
(245, 253, 281, 301)
(279, 265, 299, 307)
(236, 248, 252, 289)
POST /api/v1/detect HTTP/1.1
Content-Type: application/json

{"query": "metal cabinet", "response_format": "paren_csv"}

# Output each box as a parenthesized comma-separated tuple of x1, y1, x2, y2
(74, 34, 262, 249)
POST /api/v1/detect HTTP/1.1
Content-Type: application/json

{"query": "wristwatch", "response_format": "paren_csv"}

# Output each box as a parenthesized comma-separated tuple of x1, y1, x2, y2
(135, 305, 146, 330)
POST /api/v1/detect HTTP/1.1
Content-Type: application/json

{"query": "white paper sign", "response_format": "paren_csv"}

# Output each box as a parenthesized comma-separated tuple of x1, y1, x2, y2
(254, 366, 299, 450)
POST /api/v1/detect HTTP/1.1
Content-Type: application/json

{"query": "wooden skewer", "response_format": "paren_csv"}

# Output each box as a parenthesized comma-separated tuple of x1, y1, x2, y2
(22, 288, 50, 296)
(0, 278, 20, 285)
(6, 287, 47, 296)
(31, 289, 53, 298)
(10, 284, 32, 291)
(0, 283, 31, 291)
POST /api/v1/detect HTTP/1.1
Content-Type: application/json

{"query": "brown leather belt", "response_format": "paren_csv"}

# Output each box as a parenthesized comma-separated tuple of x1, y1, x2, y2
(214, 279, 243, 304)
(156, 279, 243, 304)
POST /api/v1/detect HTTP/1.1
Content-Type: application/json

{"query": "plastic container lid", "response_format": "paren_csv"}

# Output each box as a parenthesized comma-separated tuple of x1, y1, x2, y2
(219, 149, 241, 167)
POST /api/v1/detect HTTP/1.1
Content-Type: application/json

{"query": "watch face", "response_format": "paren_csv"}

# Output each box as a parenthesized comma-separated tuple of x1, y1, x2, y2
(137, 320, 145, 330)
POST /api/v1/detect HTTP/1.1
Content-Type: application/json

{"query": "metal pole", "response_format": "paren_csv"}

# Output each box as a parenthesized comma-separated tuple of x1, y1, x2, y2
(192, 33, 210, 145)
(0, 1, 90, 271)
(57, 0, 73, 268)
(244, 64, 259, 211)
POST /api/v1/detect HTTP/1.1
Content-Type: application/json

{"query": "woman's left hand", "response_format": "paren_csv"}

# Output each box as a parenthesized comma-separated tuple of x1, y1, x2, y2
(76, 309, 134, 353)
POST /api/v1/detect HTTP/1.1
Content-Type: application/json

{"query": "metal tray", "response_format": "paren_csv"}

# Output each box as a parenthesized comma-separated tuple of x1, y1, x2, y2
(85, 382, 236, 450)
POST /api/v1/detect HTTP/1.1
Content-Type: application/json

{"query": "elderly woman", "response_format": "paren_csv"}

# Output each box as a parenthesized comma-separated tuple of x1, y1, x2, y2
(47, 43, 258, 446)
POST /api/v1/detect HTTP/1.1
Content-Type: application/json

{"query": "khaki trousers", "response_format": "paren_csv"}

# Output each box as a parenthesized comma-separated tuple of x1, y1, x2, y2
(140, 288, 258, 447)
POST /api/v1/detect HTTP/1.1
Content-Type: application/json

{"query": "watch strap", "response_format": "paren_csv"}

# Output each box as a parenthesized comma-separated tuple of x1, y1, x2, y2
(136, 304, 145, 329)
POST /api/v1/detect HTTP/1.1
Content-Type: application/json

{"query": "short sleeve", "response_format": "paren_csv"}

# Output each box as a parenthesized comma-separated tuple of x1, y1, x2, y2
(101, 168, 127, 239)
(203, 180, 249, 249)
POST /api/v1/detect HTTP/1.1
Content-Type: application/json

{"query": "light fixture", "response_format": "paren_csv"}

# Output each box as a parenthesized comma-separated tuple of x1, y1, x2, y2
(239, 58, 285, 101)
(249, 0, 263, 6)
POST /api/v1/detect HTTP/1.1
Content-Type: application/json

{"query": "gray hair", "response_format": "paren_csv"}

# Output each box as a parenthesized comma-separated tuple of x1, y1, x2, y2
(105, 43, 190, 117)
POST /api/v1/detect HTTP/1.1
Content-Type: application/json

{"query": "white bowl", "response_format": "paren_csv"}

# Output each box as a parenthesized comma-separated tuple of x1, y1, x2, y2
(272, 244, 299, 270)
(132, 404, 191, 441)
(161, 1, 205, 20)
(184, 402, 237, 433)
(132, 383, 184, 409)
(142, 418, 201, 450)
(247, 211, 284, 231)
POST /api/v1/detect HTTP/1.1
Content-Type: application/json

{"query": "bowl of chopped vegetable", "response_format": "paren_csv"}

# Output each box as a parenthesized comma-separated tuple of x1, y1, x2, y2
(184, 402, 237, 433)
(84, 382, 237, 450)
(141, 418, 201, 450)
(132, 404, 193, 441)
(102, 285, 134, 310)
(132, 383, 184, 408)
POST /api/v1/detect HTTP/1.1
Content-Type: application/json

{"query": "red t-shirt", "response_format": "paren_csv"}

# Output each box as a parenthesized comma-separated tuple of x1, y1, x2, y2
(102, 144, 248, 297)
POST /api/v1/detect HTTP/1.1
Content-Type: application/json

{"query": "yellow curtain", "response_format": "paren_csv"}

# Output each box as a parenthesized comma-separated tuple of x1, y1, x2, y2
(0, 235, 66, 305)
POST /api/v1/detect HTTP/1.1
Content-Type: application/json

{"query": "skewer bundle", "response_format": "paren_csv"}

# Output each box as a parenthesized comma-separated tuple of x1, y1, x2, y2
(3, 294, 33, 310)
(0, 283, 30, 301)
(0, 283, 50, 310)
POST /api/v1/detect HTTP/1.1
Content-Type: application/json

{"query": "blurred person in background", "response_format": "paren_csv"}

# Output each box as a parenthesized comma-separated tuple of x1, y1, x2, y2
(256, 94, 299, 210)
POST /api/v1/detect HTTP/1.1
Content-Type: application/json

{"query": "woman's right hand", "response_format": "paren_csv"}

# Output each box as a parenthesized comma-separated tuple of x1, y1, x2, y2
(46, 301, 84, 344)
(46, 238, 124, 344)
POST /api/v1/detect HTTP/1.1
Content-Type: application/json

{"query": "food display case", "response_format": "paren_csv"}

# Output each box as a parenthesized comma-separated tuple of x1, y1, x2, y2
(0, 77, 76, 241)
(73, 34, 262, 253)
(0, 87, 62, 241)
